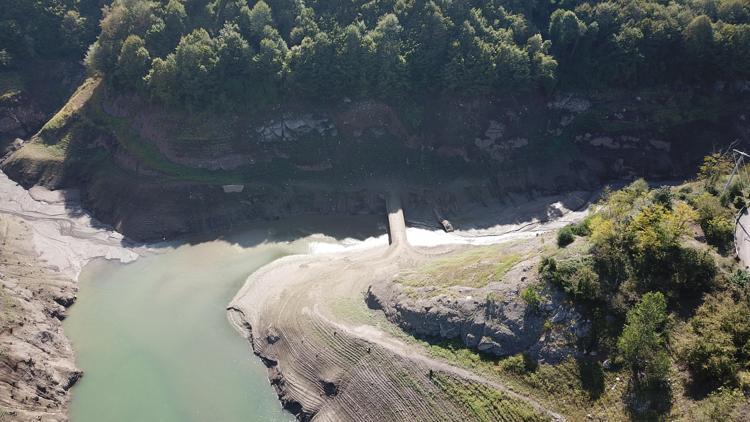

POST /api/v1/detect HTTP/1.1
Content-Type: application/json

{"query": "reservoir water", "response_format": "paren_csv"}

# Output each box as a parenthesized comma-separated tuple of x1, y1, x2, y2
(64, 217, 385, 422)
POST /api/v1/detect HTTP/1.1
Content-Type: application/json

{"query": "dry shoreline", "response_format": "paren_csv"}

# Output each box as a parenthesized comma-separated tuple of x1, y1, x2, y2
(1, 166, 594, 421)
(228, 193, 591, 421)
(0, 171, 136, 421)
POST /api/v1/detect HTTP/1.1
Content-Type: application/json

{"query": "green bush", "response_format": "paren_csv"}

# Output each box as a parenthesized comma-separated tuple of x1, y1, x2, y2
(540, 257, 601, 302)
(679, 293, 750, 388)
(499, 353, 538, 375)
(570, 218, 592, 237)
(521, 286, 542, 311)
(703, 215, 734, 254)
(721, 181, 745, 208)
(652, 186, 674, 208)
(730, 269, 750, 286)
(557, 226, 575, 247)
(692, 191, 736, 253)
(674, 247, 718, 292)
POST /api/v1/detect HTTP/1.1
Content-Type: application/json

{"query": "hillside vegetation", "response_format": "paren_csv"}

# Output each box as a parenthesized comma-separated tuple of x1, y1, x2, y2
(539, 153, 750, 418)
(81, 0, 750, 110)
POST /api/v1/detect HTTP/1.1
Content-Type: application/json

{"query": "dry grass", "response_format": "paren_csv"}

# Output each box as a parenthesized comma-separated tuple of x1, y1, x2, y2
(432, 372, 550, 422)
(397, 244, 526, 290)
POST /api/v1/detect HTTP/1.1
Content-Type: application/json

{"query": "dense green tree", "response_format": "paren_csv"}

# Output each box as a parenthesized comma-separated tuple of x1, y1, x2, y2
(549, 9, 587, 59)
(113, 35, 151, 89)
(0, 0, 98, 66)
(288, 32, 337, 98)
(81, 0, 750, 109)
(370, 14, 408, 99)
(172, 28, 219, 107)
(618, 292, 671, 389)
(147, 0, 187, 56)
(215, 23, 254, 104)
(145, 55, 178, 103)
(335, 22, 374, 97)
(442, 21, 497, 95)
(239, 1, 274, 44)
(684, 15, 715, 61)
(254, 27, 288, 102)
(407, 1, 451, 91)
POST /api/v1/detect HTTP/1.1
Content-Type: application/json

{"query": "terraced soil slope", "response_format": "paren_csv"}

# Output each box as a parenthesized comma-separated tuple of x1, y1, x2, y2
(228, 194, 566, 421)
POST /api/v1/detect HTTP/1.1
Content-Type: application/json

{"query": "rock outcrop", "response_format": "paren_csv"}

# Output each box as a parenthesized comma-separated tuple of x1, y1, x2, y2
(367, 254, 590, 363)
(2, 80, 748, 242)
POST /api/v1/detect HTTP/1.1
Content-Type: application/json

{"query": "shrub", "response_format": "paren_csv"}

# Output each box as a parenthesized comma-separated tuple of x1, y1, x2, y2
(730, 269, 750, 286)
(721, 180, 745, 208)
(698, 153, 733, 193)
(652, 186, 673, 208)
(674, 247, 717, 292)
(557, 226, 575, 247)
(521, 286, 542, 310)
(692, 191, 736, 253)
(678, 186, 693, 200)
(570, 218, 592, 236)
(591, 241, 630, 289)
(679, 293, 750, 388)
(540, 257, 601, 302)
(499, 353, 537, 375)
(703, 215, 734, 254)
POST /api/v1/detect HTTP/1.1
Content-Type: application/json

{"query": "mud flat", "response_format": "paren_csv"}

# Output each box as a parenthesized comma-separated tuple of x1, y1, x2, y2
(228, 193, 591, 421)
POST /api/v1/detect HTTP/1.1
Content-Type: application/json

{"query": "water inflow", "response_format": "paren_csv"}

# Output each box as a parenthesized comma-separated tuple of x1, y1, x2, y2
(64, 218, 386, 422)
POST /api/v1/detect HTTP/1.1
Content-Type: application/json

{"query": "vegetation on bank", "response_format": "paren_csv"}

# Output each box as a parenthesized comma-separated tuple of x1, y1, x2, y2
(431, 373, 548, 422)
(541, 152, 750, 417)
(397, 244, 526, 291)
(391, 154, 750, 419)
(73, 0, 750, 110)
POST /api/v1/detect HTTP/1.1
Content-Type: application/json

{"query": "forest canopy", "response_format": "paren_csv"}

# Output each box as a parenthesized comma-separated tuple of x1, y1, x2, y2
(0, 0, 103, 68)
(72, 0, 750, 109)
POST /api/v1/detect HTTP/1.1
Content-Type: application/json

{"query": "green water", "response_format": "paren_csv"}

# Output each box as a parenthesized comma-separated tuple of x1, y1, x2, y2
(64, 218, 384, 422)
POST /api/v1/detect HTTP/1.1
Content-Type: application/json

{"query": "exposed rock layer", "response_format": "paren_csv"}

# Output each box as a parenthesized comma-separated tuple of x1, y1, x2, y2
(3, 83, 748, 242)
(0, 215, 79, 422)
(367, 254, 589, 363)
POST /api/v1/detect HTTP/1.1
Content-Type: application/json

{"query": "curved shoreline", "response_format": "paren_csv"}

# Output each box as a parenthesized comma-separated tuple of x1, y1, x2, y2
(227, 193, 588, 421)
(0, 170, 137, 421)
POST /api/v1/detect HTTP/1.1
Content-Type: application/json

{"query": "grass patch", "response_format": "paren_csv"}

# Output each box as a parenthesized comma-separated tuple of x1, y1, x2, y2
(329, 296, 379, 326)
(417, 340, 629, 420)
(397, 245, 525, 290)
(678, 388, 748, 420)
(0, 71, 23, 99)
(432, 373, 549, 421)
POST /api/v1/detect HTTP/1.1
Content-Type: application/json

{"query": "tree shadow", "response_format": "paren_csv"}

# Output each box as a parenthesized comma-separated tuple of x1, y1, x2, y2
(625, 381, 674, 421)
(577, 358, 605, 400)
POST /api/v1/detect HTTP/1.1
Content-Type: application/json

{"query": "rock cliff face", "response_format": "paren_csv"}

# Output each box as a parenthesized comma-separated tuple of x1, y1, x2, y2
(2, 80, 748, 242)
(0, 94, 46, 156)
(367, 252, 591, 363)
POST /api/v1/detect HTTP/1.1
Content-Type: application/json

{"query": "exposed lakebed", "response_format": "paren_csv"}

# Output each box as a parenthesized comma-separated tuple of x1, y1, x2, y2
(64, 217, 387, 422)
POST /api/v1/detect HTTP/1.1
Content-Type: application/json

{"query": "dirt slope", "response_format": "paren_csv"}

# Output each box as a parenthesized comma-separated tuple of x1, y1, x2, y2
(229, 194, 574, 421)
